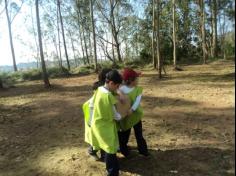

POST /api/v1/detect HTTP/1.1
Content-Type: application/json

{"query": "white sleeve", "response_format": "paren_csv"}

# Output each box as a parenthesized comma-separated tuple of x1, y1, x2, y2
(88, 97, 94, 126)
(113, 105, 122, 121)
(89, 97, 94, 108)
(131, 94, 142, 111)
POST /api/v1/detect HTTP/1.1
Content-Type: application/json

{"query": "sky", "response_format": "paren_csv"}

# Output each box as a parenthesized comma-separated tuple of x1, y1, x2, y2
(0, 0, 33, 66)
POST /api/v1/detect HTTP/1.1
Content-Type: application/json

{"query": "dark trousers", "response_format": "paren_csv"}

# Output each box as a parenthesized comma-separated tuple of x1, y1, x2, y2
(118, 121, 148, 155)
(88, 145, 97, 155)
(105, 153, 119, 176)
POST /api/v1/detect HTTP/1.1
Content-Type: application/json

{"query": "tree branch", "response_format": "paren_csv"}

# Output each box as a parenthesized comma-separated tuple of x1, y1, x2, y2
(10, 1, 24, 24)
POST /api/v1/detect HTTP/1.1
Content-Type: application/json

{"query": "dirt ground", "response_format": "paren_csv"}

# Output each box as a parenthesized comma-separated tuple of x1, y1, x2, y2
(0, 60, 235, 176)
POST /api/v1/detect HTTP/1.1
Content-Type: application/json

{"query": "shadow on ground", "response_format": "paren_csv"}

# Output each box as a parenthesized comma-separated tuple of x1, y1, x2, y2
(119, 147, 234, 176)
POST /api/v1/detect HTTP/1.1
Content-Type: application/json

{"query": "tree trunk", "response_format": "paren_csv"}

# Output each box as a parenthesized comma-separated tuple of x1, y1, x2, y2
(172, 0, 177, 69)
(200, 0, 207, 64)
(30, 5, 40, 69)
(5, 0, 17, 72)
(78, 8, 90, 65)
(36, 0, 50, 88)
(88, 32, 93, 63)
(155, 0, 162, 78)
(57, 3, 63, 68)
(109, 0, 122, 62)
(152, 0, 157, 69)
(68, 31, 77, 67)
(0, 79, 3, 89)
(57, 0, 70, 70)
(212, 0, 218, 58)
(82, 26, 90, 64)
(53, 36, 61, 67)
(112, 35, 115, 61)
(79, 30, 86, 65)
(222, 10, 227, 59)
(90, 0, 98, 71)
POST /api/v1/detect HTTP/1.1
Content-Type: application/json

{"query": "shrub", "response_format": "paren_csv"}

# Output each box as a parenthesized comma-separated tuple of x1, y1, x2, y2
(47, 67, 70, 78)
(20, 69, 42, 81)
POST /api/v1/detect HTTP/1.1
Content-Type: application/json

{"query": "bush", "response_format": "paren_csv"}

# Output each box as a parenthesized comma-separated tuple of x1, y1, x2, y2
(72, 66, 92, 75)
(21, 69, 42, 81)
(139, 49, 152, 64)
(0, 72, 19, 87)
(124, 58, 144, 69)
(47, 67, 70, 78)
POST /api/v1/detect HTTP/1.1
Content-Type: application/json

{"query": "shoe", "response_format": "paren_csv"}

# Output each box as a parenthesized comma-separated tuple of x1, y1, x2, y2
(121, 150, 130, 158)
(139, 151, 150, 157)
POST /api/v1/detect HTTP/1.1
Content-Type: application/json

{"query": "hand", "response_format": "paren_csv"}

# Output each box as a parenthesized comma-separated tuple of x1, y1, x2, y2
(127, 109, 133, 116)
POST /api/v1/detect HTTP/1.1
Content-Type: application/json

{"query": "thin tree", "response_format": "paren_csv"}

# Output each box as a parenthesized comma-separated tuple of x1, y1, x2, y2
(68, 30, 77, 67)
(156, 0, 162, 78)
(4, 0, 19, 71)
(199, 0, 208, 64)
(212, 0, 218, 58)
(57, 0, 70, 70)
(172, 0, 177, 69)
(56, 2, 63, 68)
(152, 0, 157, 69)
(35, 0, 50, 88)
(109, 0, 122, 62)
(77, 7, 90, 65)
(30, 5, 40, 68)
(90, 0, 98, 71)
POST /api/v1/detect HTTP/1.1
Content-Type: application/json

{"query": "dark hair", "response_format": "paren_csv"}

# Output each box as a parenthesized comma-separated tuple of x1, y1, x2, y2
(105, 70, 123, 84)
(92, 68, 112, 90)
(98, 68, 112, 83)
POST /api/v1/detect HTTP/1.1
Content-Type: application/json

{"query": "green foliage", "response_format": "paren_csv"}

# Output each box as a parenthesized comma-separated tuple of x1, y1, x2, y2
(47, 67, 70, 78)
(139, 49, 152, 64)
(0, 72, 20, 87)
(71, 65, 93, 75)
(21, 69, 42, 80)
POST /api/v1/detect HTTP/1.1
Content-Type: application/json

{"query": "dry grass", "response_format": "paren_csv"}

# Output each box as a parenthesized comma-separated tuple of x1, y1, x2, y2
(0, 59, 235, 176)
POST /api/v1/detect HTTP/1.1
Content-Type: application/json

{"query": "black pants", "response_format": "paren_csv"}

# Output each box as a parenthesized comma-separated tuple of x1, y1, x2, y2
(118, 121, 148, 155)
(88, 145, 97, 155)
(105, 152, 119, 176)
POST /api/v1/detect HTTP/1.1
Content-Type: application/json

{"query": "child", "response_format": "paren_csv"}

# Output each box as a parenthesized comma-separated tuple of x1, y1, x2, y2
(83, 70, 123, 176)
(87, 68, 112, 161)
(118, 68, 149, 157)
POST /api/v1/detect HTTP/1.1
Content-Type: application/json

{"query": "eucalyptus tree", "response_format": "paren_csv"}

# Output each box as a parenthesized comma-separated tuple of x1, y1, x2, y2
(152, 0, 162, 78)
(96, 0, 133, 62)
(90, 0, 97, 71)
(210, 0, 218, 57)
(172, 0, 177, 69)
(57, 0, 70, 70)
(75, 0, 90, 65)
(217, 0, 235, 59)
(198, 0, 208, 64)
(4, 0, 24, 71)
(35, 0, 50, 87)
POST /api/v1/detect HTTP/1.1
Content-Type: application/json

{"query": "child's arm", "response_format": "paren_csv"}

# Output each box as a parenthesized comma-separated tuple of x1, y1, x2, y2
(128, 94, 142, 115)
(112, 105, 122, 121)
(88, 97, 94, 126)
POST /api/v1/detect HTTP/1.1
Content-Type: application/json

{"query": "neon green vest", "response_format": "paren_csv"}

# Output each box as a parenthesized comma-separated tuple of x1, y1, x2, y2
(83, 97, 93, 146)
(119, 86, 143, 131)
(88, 87, 119, 154)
